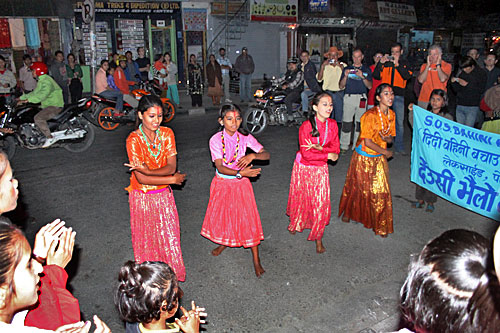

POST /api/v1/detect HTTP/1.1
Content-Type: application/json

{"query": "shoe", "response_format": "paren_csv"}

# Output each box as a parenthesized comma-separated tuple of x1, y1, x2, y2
(411, 201, 424, 208)
(42, 136, 57, 148)
(426, 204, 435, 213)
(225, 99, 232, 103)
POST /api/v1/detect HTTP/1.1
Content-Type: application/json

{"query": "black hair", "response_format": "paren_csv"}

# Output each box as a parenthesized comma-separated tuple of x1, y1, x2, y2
(125, 51, 132, 56)
(0, 217, 28, 304)
(459, 56, 477, 69)
(100, 59, 108, 67)
(137, 47, 144, 54)
(137, 95, 164, 115)
(218, 103, 248, 135)
(115, 261, 181, 324)
(154, 54, 163, 62)
(352, 48, 363, 55)
(219, 47, 225, 52)
(374, 83, 392, 106)
(300, 50, 310, 55)
(163, 52, 171, 60)
(390, 42, 403, 51)
(486, 52, 498, 60)
(55, 50, 63, 57)
(400, 229, 500, 332)
(427, 89, 449, 114)
(22, 54, 32, 61)
(67, 53, 75, 61)
(0, 55, 5, 63)
(308, 92, 332, 137)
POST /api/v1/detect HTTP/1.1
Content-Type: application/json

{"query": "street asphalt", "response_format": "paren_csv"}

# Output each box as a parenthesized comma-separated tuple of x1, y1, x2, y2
(7, 92, 498, 332)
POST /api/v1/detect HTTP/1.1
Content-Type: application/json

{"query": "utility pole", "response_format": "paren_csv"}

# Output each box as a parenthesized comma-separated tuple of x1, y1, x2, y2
(82, 0, 96, 93)
(225, 0, 228, 52)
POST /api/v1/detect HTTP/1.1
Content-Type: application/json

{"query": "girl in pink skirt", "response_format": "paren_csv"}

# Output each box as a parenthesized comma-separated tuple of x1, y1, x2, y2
(201, 104, 270, 277)
(287, 92, 340, 253)
(125, 95, 187, 281)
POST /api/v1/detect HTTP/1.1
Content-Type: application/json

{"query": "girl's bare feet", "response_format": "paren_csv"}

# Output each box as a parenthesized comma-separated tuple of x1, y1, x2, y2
(288, 229, 296, 235)
(316, 240, 326, 254)
(341, 214, 350, 223)
(211, 245, 227, 256)
(251, 246, 265, 277)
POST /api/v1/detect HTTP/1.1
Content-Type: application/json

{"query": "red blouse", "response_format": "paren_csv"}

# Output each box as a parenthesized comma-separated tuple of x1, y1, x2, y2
(296, 118, 340, 166)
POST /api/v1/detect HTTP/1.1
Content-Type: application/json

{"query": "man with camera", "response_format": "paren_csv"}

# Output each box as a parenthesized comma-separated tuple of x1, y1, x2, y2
(272, 57, 304, 125)
(372, 42, 412, 155)
(338, 48, 372, 153)
(317, 46, 346, 131)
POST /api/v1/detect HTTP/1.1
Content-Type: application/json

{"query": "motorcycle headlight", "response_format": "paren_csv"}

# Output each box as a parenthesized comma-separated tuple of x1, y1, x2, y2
(254, 89, 264, 98)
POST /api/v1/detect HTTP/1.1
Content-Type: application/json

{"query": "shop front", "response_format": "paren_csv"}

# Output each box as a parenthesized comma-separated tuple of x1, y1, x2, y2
(74, 1, 185, 81)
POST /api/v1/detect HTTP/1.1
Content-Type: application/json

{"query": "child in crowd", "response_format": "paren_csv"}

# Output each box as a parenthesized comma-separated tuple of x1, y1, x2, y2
(287, 92, 339, 253)
(408, 89, 452, 212)
(339, 83, 396, 237)
(125, 95, 187, 281)
(153, 54, 168, 90)
(201, 104, 270, 277)
(115, 261, 206, 333)
(106, 66, 120, 91)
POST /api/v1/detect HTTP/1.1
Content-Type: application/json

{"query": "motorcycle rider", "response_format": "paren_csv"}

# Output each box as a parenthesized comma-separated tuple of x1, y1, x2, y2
(18, 62, 64, 146)
(272, 57, 304, 125)
(114, 55, 139, 110)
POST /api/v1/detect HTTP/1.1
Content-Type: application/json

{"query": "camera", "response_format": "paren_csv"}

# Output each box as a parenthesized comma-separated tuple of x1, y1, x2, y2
(349, 69, 357, 74)
(387, 56, 394, 61)
(329, 59, 336, 64)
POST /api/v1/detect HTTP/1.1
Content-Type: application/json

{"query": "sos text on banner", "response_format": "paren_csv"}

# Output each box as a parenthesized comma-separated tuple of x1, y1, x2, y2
(410, 106, 500, 221)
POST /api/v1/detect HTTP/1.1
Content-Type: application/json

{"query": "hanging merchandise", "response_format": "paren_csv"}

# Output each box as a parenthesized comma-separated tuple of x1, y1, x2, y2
(0, 19, 12, 49)
(48, 20, 61, 54)
(23, 18, 41, 49)
(8, 18, 27, 50)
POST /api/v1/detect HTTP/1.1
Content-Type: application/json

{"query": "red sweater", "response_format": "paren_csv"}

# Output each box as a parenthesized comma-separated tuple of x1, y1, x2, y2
(296, 118, 340, 166)
(114, 67, 135, 95)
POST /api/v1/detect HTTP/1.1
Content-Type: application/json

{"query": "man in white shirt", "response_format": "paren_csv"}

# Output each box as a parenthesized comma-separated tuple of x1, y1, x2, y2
(217, 48, 232, 102)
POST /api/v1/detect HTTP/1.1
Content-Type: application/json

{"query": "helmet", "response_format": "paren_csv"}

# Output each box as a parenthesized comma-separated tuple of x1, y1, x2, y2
(30, 62, 48, 76)
(287, 57, 299, 64)
(116, 55, 127, 66)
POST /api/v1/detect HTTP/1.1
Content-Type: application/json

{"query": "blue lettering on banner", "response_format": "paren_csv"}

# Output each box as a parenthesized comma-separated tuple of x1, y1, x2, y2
(411, 106, 500, 221)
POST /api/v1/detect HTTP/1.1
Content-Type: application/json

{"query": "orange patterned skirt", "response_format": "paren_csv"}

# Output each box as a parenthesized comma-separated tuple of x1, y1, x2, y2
(287, 161, 330, 241)
(338, 151, 393, 236)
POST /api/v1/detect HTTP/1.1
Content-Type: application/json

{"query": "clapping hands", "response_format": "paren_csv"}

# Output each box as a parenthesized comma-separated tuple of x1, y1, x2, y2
(175, 301, 207, 333)
(301, 138, 323, 151)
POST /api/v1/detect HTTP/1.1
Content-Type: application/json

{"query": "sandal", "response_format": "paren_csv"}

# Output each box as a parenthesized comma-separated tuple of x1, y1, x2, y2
(411, 201, 424, 209)
(426, 204, 435, 213)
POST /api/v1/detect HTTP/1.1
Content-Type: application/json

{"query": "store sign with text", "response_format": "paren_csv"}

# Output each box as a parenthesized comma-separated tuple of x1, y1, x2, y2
(308, 0, 328, 12)
(250, 0, 298, 23)
(74, 1, 181, 14)
(377, 1, 417, 24)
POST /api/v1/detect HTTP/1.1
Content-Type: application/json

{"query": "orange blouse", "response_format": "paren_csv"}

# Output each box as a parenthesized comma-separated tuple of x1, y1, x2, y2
(125, 126, 177, 193)
(358, 107, 396, 155)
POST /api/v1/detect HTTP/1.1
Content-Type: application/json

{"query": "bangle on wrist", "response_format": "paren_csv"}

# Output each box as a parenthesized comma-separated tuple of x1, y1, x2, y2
(32, 254, 46, 265)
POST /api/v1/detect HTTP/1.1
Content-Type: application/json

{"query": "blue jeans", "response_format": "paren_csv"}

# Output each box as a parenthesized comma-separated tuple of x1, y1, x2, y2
(325, 90, 344, 122)
(239, 73, 253, 102)
(393, 95, 405, 152)
(99, 89, 124, 111)
(301, 88, 316, 112)
(455, 105, 479, 127)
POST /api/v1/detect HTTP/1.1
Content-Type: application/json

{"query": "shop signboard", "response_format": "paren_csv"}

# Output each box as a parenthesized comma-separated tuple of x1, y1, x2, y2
(75, 1, 181, 15)
(250, 0, 298, 23)
(377, 1, 417, 24)
(308, 0, 328, 12)
(300, 17, 359, 28)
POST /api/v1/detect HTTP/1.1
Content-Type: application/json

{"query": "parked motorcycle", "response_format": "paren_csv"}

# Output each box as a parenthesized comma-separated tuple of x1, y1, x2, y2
(243, 80, 307, 136)
(0, 98, 95, 159)
(90, 80, 176, 131)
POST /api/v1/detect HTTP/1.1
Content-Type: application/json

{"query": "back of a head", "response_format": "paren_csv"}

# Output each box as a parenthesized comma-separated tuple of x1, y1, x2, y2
(114, 260, 179, 324)
(0, 217, 25, 297)
(400, 229, 500, 332)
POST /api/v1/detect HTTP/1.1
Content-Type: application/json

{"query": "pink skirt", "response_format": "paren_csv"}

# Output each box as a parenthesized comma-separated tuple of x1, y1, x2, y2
(129, 188, 186, 281)
(201, 176, 264, 248)
(286, 161, 330, 240)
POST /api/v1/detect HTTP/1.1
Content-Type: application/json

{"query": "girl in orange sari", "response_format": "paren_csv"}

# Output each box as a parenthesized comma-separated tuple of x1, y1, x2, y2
(339, 83, 395, 237)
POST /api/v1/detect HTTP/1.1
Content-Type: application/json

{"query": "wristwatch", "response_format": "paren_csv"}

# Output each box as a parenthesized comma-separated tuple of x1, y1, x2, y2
(236, 171, 242, 179)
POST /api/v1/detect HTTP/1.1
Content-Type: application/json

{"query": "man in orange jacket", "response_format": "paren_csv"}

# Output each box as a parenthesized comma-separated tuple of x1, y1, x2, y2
(373, 42, 412, 155)
(114, 56, 139, 109)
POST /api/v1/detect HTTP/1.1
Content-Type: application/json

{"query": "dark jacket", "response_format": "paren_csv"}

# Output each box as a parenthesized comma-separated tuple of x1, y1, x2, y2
(302, 61, 321, 92)
(452, 66, 487, 106)
(234, 54, 255, 75)
(206, 61, 223, 87)
(274, 69, 304, 94)
(372, 59, 412, 96)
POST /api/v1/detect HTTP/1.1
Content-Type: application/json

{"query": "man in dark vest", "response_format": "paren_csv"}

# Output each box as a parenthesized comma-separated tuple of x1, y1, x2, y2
(272, 57, 304, 125)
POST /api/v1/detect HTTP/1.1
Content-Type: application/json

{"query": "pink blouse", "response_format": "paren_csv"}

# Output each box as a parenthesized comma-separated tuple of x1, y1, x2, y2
(209, 130, 263, 170)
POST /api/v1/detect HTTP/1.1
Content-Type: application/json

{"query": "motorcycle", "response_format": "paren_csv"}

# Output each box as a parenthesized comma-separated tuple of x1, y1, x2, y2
(89, 80, 176, 131)
(0, 98, 96, 159)
(243, 80, 307, 136)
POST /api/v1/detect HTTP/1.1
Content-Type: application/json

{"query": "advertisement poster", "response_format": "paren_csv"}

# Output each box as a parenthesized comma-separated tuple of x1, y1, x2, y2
(250, 0, 298, 23)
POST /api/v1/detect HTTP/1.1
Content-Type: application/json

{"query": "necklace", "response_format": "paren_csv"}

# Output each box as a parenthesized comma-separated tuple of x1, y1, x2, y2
(377, 106, 391, 136)
(221, 131, 239, 165)
(139, 124, 162, 158)
(316, 117, 329, 146)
